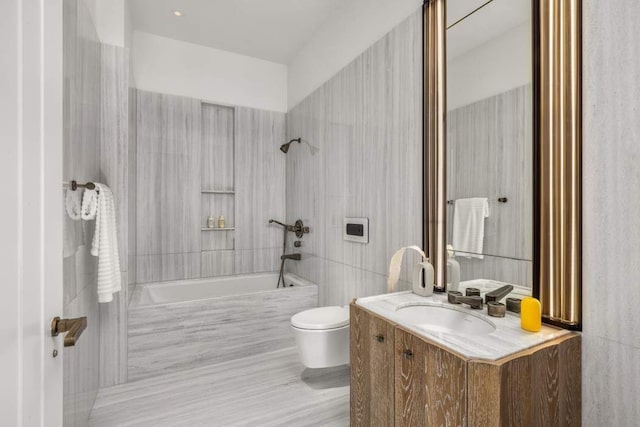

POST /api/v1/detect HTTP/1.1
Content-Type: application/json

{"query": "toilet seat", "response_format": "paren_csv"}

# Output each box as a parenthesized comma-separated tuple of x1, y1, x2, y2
(291, 306, 349, 330)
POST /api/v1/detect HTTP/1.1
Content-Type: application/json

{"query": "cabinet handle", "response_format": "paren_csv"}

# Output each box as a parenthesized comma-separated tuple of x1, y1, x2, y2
(403, 349, 413, 359)
(375, 334, 385, 343)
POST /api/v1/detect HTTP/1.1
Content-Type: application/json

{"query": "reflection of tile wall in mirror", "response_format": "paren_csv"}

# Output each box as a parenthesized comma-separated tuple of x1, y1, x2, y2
(447, 85, 532, 260)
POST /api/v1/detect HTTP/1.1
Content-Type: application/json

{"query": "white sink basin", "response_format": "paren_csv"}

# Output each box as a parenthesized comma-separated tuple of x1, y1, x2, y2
(395, 304, 496, 336)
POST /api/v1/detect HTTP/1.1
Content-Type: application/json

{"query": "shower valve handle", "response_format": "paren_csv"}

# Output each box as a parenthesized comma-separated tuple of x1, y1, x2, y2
(293, 220, 309, 238)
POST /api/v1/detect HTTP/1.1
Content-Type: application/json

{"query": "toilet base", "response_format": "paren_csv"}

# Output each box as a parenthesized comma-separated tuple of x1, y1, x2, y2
(291, 325, 350, 369)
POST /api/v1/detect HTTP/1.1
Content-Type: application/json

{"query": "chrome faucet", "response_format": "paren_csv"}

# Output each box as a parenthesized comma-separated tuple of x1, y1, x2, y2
(449, 293, 483, 309)
(281, 253, 301, 261)
(484, 285, 514, 303)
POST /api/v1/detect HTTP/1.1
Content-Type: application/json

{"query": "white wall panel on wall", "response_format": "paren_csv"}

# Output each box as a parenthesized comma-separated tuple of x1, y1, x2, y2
(132, 31, 288, 113)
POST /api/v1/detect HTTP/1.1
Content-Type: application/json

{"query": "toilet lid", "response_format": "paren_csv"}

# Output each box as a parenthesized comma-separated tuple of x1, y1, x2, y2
(291, 306, 349, 330)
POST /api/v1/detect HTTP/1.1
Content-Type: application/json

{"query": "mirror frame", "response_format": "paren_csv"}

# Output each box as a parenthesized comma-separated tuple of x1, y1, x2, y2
(423, 0, 447, 293)
(423, 0, 583, 330)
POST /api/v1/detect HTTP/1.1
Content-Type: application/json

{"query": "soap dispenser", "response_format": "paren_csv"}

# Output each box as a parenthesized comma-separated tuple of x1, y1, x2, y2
(218, 214, 225, 229)
(412, 259, 434, 297)
(207, 215, 215, 229)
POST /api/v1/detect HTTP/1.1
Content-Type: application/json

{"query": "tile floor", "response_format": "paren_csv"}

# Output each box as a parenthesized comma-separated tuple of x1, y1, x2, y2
(89, 347, 349, 426)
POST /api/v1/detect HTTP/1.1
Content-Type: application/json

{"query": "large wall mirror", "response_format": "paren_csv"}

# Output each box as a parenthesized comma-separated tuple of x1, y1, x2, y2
(424, 0, 582, 329)
(446, 0, 533, 291)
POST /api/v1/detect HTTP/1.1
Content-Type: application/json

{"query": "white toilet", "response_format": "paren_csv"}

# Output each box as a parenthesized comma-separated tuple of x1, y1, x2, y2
(291, 306, 350, 368)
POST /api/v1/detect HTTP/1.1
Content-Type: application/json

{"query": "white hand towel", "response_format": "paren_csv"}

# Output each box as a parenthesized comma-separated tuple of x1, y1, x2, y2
(81, 188, 98, 220)
(452, 198, 489, 259)
(65, 189, 82, 220)
(89, 183, 121, 303)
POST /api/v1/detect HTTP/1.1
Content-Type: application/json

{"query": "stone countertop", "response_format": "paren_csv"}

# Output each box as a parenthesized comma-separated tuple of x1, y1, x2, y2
(355, 291, 571, 361)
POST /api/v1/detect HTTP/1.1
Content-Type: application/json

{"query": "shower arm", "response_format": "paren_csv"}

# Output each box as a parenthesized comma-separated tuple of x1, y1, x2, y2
(268, 219, 291, 230)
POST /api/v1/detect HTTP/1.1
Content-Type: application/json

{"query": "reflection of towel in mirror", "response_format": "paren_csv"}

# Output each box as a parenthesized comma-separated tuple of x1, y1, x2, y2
(452, 198, 489, 259)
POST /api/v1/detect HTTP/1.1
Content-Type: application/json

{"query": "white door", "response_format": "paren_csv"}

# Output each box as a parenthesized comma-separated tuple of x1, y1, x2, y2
(0, 0, 64, 425)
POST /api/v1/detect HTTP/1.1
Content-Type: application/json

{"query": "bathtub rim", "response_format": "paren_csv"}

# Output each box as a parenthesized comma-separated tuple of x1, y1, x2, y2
(129, 272, 317, 309)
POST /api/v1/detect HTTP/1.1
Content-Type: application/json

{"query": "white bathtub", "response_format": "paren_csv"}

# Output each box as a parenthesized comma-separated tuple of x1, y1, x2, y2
(127, 272, 318, 381)
(130, 272, 314, 307)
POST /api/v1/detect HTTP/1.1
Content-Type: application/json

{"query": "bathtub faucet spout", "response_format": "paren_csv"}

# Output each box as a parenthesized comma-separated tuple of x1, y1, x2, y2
(281, 253, 301, 261)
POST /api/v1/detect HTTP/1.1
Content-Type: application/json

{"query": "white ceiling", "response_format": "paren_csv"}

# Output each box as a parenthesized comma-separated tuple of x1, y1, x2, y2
(128, 0, 344, 64)
(447, 0, 531, 60)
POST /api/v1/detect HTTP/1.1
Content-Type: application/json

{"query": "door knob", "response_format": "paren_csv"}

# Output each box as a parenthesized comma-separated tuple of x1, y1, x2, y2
(51, 316, 87, 347)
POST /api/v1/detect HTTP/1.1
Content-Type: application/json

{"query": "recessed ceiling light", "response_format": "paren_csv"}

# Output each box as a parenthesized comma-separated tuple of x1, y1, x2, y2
(173, 10, 182, 17)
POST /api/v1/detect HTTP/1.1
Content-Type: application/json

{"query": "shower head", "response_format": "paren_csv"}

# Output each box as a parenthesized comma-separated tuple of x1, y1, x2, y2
(280, 138, 301, 154)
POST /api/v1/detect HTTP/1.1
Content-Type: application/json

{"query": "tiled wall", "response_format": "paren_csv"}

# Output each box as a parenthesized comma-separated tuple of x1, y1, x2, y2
(98, 44, 129, 387)
(63, 0, 101, 424)
(134, 91, 286, 283)
(446, 85, 532, 287)
(582, 0, 640, 424)
(233, 107, 286, 275)
(128, 88, 137, 301)
(285, 9, 423, 307)
(135, 90, 202, 283)
(64, 0, 130, 407)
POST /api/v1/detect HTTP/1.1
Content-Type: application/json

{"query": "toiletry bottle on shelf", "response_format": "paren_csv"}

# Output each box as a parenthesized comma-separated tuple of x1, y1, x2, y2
(218, 214, 225, 229)
(207, 215, 215, 229)
(446, 244, 460, 292)
(521, 297, 542, 332)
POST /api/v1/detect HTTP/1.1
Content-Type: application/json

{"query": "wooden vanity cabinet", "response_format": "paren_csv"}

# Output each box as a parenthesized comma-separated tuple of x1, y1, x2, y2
(350, 302, 581, 427)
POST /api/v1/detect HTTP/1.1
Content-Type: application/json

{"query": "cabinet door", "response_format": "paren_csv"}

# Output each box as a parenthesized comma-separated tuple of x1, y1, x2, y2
(350, 304, 395, 426)
(395, 328, 427, 426)
(395, 328, 467, 426)
(467, 334, 581, 427)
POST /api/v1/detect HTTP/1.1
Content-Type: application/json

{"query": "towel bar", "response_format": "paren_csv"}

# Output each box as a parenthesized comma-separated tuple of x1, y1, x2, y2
(68, 180, 96, 191)
(447, 197, 508, 205)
